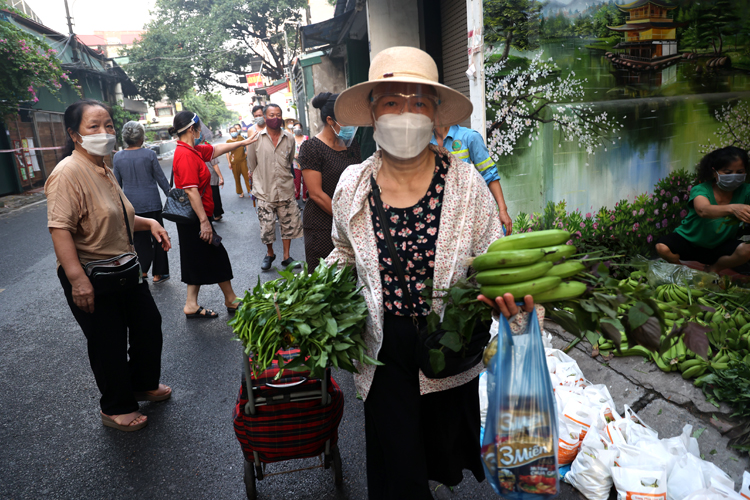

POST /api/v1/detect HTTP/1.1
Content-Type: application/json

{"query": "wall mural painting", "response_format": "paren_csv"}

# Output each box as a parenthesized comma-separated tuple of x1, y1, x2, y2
(484, 0, 750, 215)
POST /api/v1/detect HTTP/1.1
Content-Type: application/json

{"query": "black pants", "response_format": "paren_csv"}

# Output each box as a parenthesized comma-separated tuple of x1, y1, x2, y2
(58, 267, 164, 415)
(211, 185, 224, 218)
(364, 313, 484, 500)
(134, 210, 169, 276)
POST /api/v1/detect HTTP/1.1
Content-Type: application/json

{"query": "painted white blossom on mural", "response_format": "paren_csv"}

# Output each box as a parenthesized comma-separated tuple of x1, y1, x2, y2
(485, 51, 623, 157)
(700, 100, 750, 154)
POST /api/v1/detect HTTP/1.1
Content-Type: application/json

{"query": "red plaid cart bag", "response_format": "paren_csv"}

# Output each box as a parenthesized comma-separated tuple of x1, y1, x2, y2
(233, 349, 344, 464)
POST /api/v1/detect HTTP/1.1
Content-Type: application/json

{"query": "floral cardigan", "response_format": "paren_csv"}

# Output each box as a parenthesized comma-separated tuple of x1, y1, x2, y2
(326, 145, 544, 401)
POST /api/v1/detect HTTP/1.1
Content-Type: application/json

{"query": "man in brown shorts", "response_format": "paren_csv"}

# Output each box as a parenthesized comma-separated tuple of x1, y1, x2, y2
(247, 103, 303, 270)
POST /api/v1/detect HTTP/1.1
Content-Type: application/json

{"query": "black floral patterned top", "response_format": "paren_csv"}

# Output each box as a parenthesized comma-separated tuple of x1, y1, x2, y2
(369, 153, 448, 316)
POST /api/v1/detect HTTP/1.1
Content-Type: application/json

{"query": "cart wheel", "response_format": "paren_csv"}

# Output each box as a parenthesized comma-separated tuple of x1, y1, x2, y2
(255, 463, 264, 481)
(332, 445, 343, 486)
(243, 460, 257, 500)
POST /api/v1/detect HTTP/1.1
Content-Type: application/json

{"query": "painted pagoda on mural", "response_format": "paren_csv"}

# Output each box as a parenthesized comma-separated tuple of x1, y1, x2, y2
(605, 0, 681, 71)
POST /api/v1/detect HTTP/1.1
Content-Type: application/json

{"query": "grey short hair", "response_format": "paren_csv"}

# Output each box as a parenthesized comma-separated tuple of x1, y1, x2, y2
(122, 121, 145, 146)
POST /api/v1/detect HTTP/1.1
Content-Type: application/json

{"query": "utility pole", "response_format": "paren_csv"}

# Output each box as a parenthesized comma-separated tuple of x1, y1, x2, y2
(63, 0, 74, 35)
(63, 0, 78, 62)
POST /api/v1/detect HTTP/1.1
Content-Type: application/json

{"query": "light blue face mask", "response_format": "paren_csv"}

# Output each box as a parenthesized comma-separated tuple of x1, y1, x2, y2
(716, 172, 746, 191)
(332, 120, 356, 143)
(194, 131, 203, 147)
(230, 132, 238, 138)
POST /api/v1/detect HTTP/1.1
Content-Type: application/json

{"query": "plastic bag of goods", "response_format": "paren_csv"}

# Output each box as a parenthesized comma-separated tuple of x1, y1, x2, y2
(611, 466, 667, 500)
(667, 453, 706, 500)
(740, 470, 750, 499)
(682, 482, 745, 500)
(557, 400, 595, 465)
(482, 312, 560, 498)
(565, 445, 618, 500)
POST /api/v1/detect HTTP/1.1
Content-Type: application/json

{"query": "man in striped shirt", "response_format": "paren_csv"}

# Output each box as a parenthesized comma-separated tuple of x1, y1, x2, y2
(432, 125, 513, 235)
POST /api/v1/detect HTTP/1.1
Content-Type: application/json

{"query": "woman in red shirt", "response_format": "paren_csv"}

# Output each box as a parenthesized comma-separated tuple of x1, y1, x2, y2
(170, 111, 257, 318)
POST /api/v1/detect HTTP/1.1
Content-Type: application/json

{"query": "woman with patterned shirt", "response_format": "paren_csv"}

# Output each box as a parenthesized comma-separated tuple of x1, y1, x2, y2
(327, 47, 543, 500)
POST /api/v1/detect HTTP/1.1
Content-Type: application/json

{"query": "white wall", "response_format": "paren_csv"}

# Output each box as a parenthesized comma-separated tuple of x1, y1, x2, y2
(366, 0, 420, 58)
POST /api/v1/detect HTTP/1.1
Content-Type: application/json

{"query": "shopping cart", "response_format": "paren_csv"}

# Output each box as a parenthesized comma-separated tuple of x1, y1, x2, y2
(233, 348, 344, 500)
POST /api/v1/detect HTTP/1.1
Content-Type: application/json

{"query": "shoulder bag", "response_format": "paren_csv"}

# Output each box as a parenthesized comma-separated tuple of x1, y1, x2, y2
(83, 196, 142, 296)
(163, 169, 204, 224)
(369, 174, 490, 379)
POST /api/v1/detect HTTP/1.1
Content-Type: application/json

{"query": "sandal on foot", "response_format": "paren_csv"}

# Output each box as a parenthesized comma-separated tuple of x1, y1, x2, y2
(134, 384, 172, 402)
(153, 274, 170, 284)
(100, 411, 148, 432)
(226, 300, 241, 315)
(185, 306, 219, 319)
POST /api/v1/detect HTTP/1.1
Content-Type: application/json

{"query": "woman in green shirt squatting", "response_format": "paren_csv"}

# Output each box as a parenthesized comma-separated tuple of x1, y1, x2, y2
(656, 146, 750, 274)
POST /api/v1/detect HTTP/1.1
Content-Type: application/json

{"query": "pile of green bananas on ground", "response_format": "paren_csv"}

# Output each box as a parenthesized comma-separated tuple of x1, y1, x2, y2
(473, 229, 587, 303)
(610, 277, 750, 381)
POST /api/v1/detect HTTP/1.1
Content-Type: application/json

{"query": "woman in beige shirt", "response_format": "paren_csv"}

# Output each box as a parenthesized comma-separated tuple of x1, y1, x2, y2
(46, 99, 172, 432)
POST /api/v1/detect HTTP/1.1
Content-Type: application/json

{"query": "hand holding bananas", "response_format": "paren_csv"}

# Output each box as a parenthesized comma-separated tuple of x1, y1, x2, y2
(229, 261, 381, 379)
(473, 229, 586, 303)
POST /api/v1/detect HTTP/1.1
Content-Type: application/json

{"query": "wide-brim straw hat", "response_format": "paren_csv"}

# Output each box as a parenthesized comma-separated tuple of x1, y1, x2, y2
(334, 46, 473, 127)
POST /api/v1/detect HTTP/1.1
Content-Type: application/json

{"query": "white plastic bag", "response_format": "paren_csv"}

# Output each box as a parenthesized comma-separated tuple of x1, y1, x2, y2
(700, 459, 734, 490)
(479, 371, 488, 428)
(616, 443, 671, 474)
(621, 405, 659, 445)
(740, 471, 750, 499)
(667, 453, 706, 500)
(566, 446, 618, 500)
(556, 360, 587, 388)
(558, 417, 582, 466)
(612, 466, 667, 500)
(683, 483, 745, 500)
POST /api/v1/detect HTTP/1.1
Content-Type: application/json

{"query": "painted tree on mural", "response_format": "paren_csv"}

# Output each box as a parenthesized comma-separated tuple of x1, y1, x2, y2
(485, 52, 623, 157)
(700, 100, 750, 154)
(484, 0, 543, 61)
(677, 0, 735, 54)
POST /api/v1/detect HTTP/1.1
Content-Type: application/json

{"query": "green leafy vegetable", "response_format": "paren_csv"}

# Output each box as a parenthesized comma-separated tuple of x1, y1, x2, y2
(229, 260, 380, 379)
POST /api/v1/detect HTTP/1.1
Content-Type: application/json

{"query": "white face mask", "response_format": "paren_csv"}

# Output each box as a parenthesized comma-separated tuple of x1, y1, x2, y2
(78, 133, 117, 157)
(372, 113, 434, 160)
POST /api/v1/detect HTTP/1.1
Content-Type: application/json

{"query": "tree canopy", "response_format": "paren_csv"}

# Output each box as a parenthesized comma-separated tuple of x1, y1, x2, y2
(180, 90, 238, 130)
(123, 0, 305, 104)
(0, 1, 77, 117)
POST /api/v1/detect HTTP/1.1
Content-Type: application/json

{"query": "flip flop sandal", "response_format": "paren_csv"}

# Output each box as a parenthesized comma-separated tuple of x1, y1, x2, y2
(153, 275, 170, 284)
(134, 384, 172, 402)
(100, 412, 148, 432)
(185, 306, 219, 319)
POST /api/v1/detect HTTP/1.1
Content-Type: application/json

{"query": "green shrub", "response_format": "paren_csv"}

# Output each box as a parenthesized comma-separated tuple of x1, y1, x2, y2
(515, 169, 696, 260)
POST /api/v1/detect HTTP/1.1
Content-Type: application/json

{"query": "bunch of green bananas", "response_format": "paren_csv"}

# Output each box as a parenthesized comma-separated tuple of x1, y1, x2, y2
(598, 332, 653, 359)
(679, 349, 732, 381)
(474, 229, 587, 303)
(654, 338, 688, 373)
(654, 283, 705, 304)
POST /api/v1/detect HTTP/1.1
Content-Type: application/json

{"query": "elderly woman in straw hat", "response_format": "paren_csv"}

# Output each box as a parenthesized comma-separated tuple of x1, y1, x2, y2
(326, 46, 543, 499)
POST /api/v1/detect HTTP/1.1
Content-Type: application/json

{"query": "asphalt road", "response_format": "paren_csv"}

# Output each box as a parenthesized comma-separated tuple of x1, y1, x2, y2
(0, 142, 581, 500)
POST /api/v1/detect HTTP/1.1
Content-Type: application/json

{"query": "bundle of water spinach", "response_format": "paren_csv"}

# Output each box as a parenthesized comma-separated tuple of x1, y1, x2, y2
(229, 260, 380, 379)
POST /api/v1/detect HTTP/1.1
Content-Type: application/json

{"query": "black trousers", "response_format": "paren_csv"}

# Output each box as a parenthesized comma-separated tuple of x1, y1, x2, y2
(364, 313, 484, 500)
(211, 185, 224, 218)
(134, 210, 169, 276)
(58, 267, 164, 415)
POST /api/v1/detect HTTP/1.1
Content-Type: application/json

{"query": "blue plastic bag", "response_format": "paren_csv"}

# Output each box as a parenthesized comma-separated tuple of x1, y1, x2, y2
(481, 311, 560, 498)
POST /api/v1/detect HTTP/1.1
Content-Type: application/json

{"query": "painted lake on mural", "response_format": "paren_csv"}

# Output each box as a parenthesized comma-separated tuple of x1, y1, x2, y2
(497, 37, 750, 216)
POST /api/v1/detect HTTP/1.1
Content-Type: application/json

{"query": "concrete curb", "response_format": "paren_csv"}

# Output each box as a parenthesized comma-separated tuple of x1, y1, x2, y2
(0, 198, 47, 218)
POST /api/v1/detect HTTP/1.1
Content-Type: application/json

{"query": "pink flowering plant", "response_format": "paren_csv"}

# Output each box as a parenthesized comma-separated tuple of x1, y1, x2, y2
(514, 169, 695, 262)
(0, 8, 79, 118)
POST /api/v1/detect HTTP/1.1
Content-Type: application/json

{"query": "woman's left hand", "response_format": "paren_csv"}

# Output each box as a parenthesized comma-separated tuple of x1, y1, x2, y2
(219, 177, 224, 187)
(478, 293, 534, 319)
(151, 221, 171, 251)
(243, 129, 259, 145)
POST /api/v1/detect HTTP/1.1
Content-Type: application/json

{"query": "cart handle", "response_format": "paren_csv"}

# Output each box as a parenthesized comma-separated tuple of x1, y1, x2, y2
(266, 377, 307, 388)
